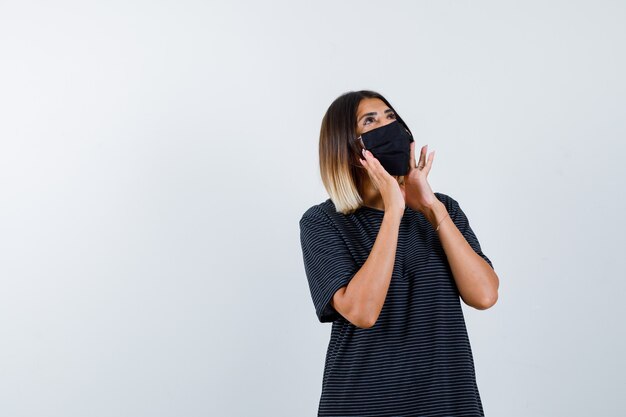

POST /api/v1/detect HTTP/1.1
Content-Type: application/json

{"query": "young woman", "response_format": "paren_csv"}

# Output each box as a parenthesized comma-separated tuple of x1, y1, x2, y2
(299, 90, 500, 416)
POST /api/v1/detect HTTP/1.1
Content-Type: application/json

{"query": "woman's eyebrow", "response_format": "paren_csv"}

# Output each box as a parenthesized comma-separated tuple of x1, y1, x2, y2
(357, 108, 394, 123)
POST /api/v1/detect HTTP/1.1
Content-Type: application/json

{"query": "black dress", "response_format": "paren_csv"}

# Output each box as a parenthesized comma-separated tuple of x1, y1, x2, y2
(299, 192, 494, 417)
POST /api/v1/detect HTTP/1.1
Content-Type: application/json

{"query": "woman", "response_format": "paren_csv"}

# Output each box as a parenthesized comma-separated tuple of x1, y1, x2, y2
(299, 90, 500, 416)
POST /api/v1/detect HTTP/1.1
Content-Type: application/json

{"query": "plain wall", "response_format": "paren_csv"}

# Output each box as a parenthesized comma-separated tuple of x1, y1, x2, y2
(1, 1, 625, 416)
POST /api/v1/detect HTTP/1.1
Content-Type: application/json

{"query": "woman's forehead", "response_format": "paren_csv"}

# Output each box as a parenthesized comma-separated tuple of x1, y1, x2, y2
(356, 98, 393, 121)
(357, 98, 388, 114)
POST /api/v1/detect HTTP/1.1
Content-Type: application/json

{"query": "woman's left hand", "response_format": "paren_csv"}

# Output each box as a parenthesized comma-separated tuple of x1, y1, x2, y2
(400, 142, 438, 214)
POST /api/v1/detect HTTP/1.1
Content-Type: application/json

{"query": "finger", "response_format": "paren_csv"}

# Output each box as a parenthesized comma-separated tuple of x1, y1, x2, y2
(425, 150, 435, 174)
(360, 159, 377, 189)
(360, 151, 372, 173)
(366, 150, 388, 176)
(363, 149, 372, 169)
(369, 158, 392, 187)
(363, 150, 379, 173)
(364, 150, 390, 188)
(419, 145, 427, 169)
(361, 151, 379, 184)
(409, 142, 416, 170)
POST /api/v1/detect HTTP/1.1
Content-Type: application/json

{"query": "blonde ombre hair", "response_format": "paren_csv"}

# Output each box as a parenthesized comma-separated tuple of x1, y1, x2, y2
(319, 90, 413, 214)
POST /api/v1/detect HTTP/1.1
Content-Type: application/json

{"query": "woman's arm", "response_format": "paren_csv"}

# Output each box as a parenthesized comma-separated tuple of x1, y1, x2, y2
(424, 200, 500, 309)
(331, 208, 404, 328)
(331, 148, 406, 328)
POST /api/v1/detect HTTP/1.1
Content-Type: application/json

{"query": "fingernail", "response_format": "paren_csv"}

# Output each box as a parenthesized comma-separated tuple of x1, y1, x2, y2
(362, 149, 366, 156)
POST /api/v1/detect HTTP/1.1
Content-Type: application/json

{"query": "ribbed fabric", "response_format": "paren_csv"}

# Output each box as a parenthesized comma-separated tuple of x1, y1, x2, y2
(299, 192, 494, 417)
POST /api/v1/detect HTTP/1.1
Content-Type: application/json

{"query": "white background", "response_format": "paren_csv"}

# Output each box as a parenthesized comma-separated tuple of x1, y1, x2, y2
(1, 1, 625, 416)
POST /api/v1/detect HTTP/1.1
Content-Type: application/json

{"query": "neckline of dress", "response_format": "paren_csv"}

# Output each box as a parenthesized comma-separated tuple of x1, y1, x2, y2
(359, 205, 409, 214)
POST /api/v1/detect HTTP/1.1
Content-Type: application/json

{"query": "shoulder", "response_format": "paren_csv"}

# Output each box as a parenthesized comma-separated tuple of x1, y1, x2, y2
(300, 198, 342, 225)
(299, 198, 354, 237)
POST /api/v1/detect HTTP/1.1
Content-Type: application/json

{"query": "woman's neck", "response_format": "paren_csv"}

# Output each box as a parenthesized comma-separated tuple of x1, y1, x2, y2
(361, 179, 385, 211)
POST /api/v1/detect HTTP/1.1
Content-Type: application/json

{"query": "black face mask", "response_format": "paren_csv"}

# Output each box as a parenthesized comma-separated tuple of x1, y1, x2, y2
(360, 120, 414, 176)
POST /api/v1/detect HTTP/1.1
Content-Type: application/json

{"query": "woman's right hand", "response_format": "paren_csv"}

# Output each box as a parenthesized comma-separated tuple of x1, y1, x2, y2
(360, 149, 405, 215)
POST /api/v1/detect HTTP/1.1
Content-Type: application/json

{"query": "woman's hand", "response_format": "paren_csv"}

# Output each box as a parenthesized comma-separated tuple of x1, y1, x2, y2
(360, 149, 405, 215)
(401, 142, 438, 214)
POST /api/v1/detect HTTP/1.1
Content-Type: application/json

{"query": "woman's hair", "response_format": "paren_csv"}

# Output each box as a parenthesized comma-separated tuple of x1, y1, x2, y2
(319, 90, 413, 214)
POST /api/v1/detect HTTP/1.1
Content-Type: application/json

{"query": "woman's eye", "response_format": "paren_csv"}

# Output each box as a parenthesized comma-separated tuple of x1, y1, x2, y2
(363, 117, 375, 125)
(389, 113, 396, 119)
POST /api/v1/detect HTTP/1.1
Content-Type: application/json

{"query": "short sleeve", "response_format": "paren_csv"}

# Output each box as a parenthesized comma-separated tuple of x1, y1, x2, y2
(299, 212, 358, 323)
(446, 195, 494, 269)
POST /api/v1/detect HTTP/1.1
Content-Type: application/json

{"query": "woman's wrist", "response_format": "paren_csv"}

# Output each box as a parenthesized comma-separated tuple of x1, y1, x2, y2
(423, 200, 449, 229)
(383, 206, 405, 223)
